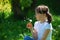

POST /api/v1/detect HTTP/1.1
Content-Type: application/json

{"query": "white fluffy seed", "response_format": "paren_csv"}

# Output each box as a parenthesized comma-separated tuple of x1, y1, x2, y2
(29, 19, 32, 22)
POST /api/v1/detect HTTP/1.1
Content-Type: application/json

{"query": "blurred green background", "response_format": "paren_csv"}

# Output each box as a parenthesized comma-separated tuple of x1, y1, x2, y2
(0, 0, 60, 40)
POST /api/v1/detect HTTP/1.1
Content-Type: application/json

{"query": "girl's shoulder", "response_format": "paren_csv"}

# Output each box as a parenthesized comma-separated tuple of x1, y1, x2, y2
(44, 22, 53, 30)
(34, 21, 40, 25)
(45, 22, 52, 26)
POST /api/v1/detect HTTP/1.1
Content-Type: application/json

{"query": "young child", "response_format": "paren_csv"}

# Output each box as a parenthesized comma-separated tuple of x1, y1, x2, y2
(24, 5, 53, 40)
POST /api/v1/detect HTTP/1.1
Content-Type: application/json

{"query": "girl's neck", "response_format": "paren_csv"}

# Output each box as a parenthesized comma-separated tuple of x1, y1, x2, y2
(39, 19, 46, 23)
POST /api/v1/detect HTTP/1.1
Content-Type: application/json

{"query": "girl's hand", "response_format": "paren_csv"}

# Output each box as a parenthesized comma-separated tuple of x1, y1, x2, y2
(26, 22, 33, 29)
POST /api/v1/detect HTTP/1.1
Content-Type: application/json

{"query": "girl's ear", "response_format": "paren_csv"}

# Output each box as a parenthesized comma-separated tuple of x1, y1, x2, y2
(43, 14, 46, 16)
(43, 14, 47, 19)
(44, 13, 47, 17)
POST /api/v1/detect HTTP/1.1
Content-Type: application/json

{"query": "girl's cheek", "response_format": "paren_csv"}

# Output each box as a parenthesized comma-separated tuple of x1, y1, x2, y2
(35, 15, 40, 20)
(35, 15, 38, 19)
(36, 17, 40, 20)
(35, 16, 38, 20)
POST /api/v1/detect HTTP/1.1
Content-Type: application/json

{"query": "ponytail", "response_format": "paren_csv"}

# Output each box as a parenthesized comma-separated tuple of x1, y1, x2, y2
(46, 13, 52, 23)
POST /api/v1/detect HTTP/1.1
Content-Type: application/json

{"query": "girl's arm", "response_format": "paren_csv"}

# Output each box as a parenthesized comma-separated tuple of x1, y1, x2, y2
(41, 29, 50, 40)
(30, 28, 38, 40)
(27, 22, 38, 40)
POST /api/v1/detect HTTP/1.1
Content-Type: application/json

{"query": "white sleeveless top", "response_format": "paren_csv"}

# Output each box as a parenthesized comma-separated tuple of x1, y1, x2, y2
(34, 21, 53, 40)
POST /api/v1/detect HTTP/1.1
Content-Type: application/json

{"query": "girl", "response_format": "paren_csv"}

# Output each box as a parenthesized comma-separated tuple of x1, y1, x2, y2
(24, 5, 53, 40)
